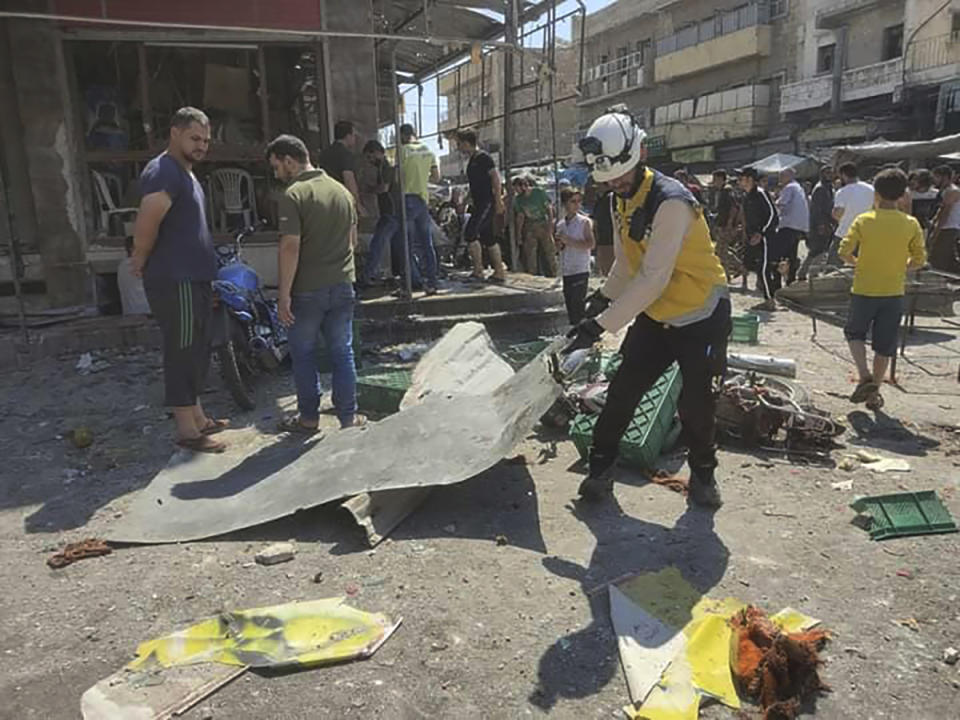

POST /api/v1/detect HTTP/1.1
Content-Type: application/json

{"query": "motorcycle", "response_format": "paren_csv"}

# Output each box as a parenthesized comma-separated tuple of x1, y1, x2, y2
(210, 225, 288, 410)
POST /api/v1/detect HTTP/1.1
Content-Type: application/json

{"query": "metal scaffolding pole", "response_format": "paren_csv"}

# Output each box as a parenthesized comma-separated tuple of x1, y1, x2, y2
(391, 48, 413, 299)
(503, 0, 519, 269)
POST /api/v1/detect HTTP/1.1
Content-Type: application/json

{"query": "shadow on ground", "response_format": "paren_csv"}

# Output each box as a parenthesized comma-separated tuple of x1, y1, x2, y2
(530, 497, 728, 710)
(845, 409, 940, 457)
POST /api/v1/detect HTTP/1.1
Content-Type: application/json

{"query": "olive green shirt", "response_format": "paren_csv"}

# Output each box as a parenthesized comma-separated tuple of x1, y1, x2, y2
(513, 187, 552, 222)
(277, 169, 357, 293)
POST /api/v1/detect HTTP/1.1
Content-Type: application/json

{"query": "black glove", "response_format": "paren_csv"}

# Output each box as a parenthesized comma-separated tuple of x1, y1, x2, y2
(583, 289, 611, 319)
(563, 318, 603, 355)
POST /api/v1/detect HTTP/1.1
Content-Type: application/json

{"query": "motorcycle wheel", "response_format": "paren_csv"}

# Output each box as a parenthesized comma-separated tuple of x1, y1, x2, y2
(217, 338, 256, 410)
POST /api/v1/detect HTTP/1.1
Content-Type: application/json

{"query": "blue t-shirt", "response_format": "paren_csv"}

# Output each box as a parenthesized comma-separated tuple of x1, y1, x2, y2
(140, 153, 217, 286)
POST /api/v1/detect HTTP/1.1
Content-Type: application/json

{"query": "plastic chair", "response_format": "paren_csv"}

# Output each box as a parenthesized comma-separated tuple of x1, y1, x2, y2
(210, 168, 257, 233)
(91, 170, 137, 236)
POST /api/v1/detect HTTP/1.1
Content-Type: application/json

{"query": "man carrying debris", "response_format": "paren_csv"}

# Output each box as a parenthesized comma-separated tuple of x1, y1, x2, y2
(839, 168, 926, 410)
(267, 134, 364, 432)
(131, 107, 228, 454)
(566, 107, 730, 508)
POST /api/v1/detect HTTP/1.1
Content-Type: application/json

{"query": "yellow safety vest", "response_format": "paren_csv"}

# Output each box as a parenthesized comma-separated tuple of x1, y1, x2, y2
(617, 168, 728, 325)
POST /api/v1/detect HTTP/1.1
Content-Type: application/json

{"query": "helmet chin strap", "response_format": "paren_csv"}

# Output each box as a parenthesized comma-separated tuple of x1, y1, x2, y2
(616, 163, 647, 198)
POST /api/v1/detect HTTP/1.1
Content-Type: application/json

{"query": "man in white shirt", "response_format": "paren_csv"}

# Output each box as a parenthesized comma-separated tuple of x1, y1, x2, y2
(827, 162, 874, 266)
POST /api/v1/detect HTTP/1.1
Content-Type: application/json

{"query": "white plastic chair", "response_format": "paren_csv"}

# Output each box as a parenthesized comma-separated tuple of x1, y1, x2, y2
(91, 170, 137, 236)
(210, 168, 257, 232)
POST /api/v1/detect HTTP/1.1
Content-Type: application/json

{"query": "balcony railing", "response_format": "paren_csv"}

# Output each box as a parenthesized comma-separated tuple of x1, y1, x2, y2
(585, 50, 644, 82)
(908, 32, 960, 77)
(654, 84, 770, 126)
(655, 2, 769, 57)
(579, 66, 645, 104)
(780, 57, 903, 113)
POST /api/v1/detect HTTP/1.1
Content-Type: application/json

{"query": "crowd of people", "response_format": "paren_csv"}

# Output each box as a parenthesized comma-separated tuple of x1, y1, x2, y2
(130, 103, 958, 493)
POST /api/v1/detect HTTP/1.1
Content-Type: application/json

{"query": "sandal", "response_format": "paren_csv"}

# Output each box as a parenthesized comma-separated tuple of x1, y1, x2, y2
(176, 435, 227, 454)
(850, 379, 879, 404)
(340, 414, 368, 430)
(278, 416, 323, 436)
(201, 418, 230, 435)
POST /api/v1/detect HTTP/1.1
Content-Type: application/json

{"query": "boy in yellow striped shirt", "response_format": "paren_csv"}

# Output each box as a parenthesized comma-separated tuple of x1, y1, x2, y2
(839, 167, 926, 409)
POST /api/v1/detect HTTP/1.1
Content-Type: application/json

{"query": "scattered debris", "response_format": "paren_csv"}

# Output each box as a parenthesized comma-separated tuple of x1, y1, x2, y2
(851, 491, 958, 540)
(75, 353, 94, 373)
(838, 457, 858, 472)
(895, 569, 914, 579)
(81, 663, 246, 720)
(648, 470, 689, 495)
(311, 571, 324, 584)
(47, 538, 112, 569)
(128, 598, 401, 670)
(716, 371, 844, 449)
(727, 353, 797, 378)
(70, 427, 95, 449)
(893, 617, 920, 632)
(831, 479, 854, 491)
(763, 510, 797, 519)
(731, 606, 830, 720)
(254, 542, 296, 566)
(443, 524, 456, 534)
(495, 534, 509, 546)
(943, 647, 959, 665)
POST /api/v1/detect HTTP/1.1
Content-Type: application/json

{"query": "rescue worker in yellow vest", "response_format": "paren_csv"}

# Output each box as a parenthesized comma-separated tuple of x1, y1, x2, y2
(564, 108, 731, 508)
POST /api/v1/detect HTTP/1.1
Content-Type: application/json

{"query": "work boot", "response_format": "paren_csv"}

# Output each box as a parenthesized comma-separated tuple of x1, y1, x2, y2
(578, 448, 617, 501)
(688, 467, 723, 509)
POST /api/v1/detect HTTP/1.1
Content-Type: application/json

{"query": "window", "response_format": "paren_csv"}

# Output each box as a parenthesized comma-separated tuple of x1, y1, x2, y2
(817, 44, 835, 74)
(951, 13, 959, 41)
(770, 0, 788, 19)
(882, 23, 904, 61)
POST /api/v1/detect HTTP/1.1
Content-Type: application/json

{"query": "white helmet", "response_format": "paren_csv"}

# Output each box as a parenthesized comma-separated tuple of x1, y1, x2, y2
(579, 108, 646, 183)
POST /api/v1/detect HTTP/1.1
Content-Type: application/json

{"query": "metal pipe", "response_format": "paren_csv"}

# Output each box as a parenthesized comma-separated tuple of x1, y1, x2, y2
(0, 10, 516, 48)
(549, 1, 559, 207)
(417, 82, 423, 137)
(0, 153, 27, 345)
(391, 48, 413, 299)
(575, 0, 586, 93)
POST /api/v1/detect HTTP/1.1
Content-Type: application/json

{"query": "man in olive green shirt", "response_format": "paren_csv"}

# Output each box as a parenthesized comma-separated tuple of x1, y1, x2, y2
(266, 134, 363, 432)
(398, 123, 440, 296)
(513, 176, 557, 277)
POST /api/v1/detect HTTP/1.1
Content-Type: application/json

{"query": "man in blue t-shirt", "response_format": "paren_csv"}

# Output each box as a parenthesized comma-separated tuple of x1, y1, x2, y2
(131, 106, 227, 453)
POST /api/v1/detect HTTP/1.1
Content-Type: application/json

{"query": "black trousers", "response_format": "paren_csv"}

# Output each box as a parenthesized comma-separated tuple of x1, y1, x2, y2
(145, 280, 213, 407)
(593, 299, 731, 471)
(757, 234, 785, 300)
(562, 272, 589, 326)
(777, 227, 804, 285)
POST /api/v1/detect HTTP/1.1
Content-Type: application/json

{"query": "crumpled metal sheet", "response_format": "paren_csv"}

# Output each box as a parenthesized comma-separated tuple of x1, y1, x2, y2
(108, 330, 563, 544)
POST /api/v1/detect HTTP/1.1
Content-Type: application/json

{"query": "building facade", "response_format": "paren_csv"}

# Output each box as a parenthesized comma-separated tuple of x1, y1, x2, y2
(574, 0, 801, 171)
(436, 43, 579, 179)
(780, 0, 960, 149)
(575, 0, 959, 168)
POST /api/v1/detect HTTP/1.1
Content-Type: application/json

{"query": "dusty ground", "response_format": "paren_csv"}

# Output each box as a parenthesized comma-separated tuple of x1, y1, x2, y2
(2, 291, 960, 720)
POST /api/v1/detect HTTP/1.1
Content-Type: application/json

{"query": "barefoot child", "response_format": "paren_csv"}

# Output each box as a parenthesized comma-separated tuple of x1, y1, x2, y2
(839, 168, 926, 409)
(554, 187, 596, 325)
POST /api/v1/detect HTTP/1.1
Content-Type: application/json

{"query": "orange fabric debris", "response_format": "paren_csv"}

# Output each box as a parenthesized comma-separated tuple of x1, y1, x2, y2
(731, 606, 830, 720)
(648, 470, 689, 495)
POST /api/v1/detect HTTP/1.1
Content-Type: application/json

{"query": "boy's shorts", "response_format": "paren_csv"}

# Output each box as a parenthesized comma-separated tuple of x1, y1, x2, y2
(843, 294, 903, 357)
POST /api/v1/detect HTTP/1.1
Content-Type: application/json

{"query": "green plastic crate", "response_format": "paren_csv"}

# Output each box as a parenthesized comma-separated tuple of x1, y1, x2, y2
(850, 491, 958, 541)
(355, 367, 413, 415)
(568, 363, 682, 470)
(730, 313, 760, 344)
(601, 352, 622, 380)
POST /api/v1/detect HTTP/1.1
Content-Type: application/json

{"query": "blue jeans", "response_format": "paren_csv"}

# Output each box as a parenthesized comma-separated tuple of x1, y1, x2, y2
(363, 214, 401, 284)
(405, 194, 436, 288)
(288, 283, 357, 425)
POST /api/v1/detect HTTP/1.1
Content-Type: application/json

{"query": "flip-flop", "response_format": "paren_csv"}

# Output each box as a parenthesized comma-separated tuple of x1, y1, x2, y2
(850, 379, 879, 404)
(340, 414, 368, 430)
(201, 418, 230, 435)
(176, 435, 227, 454)
(277, 416, 323, 436)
